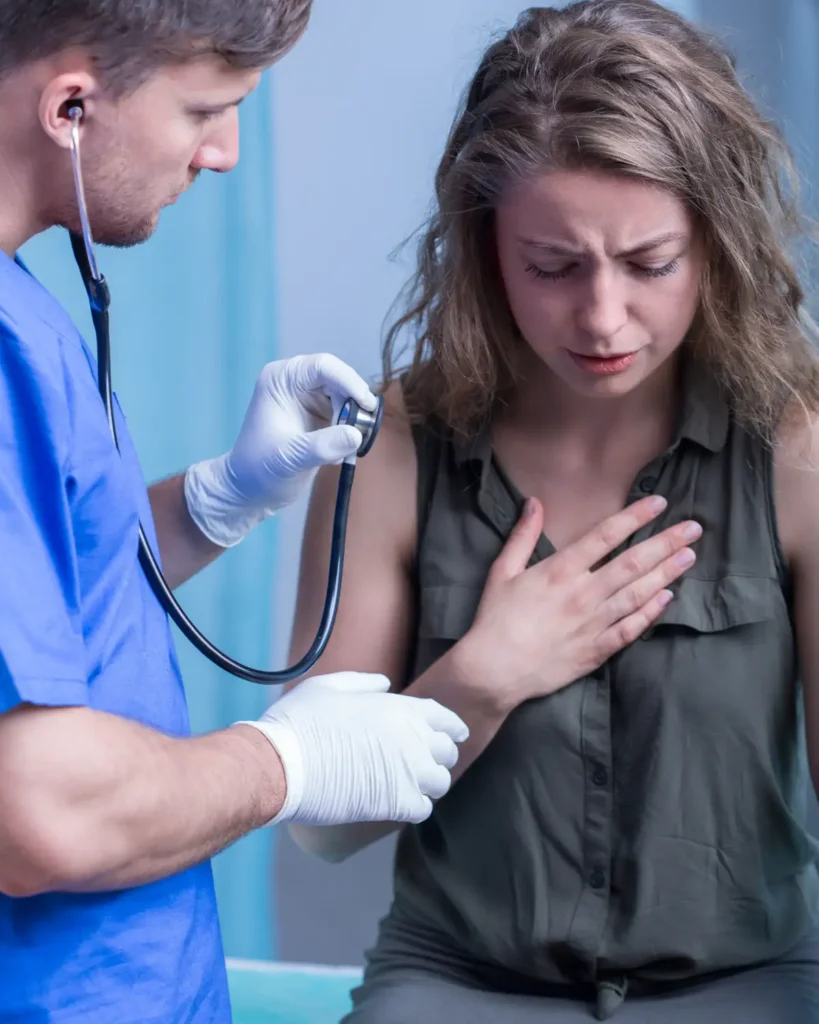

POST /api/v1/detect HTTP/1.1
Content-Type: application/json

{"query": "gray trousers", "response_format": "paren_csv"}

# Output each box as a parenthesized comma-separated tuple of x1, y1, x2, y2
(341, 929, 819, 1023)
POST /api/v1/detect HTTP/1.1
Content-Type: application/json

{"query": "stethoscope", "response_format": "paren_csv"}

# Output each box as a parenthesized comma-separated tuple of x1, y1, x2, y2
(65, 102, 384, 684)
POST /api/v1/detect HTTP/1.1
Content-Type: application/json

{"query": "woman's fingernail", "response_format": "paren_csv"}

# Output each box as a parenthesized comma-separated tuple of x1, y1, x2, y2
(522, 498, 535, 518)
(659, 589, 674, 607)
(676, 549, 696, 567)
(649, 495, 667, 512)
(684, 521, 703, 541)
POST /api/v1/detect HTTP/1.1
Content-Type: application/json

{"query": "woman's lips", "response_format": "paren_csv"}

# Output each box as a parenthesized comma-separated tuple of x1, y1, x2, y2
(568, 350, 639, 375)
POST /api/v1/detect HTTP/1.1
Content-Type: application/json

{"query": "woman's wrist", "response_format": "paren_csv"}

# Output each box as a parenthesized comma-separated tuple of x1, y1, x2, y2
(441, 632, 519, 720)
(402, 637, 517, 784)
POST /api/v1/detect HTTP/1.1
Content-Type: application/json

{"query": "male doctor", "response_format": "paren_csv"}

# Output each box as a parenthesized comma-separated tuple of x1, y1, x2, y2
(0, 1, 467, 1021)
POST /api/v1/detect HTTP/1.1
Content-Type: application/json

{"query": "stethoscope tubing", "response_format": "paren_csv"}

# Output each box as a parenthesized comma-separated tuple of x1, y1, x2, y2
(67, 104, 379, 684)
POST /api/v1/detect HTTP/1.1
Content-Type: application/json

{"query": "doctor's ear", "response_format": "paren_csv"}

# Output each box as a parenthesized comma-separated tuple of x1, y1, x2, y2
(39, 71, 99, 149)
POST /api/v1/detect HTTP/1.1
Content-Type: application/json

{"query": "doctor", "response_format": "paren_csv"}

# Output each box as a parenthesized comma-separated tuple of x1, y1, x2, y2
(0, 1, 468, 1022)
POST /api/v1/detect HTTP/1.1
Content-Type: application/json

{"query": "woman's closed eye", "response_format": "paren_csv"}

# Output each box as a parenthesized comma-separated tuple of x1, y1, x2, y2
(524, 259, 681, 282)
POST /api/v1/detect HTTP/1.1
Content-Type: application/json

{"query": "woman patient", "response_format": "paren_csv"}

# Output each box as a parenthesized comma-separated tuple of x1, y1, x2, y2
(286, 1, 819, 1020)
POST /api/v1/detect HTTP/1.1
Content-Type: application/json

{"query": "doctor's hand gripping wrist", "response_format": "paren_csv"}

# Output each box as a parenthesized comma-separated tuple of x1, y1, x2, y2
(184, 353, 377, 548)
(239, 672, 470, 826)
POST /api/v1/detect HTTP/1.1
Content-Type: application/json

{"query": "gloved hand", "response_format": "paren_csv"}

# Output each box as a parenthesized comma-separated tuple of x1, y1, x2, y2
(185, 354, 377, 548)
(238, 673, 470, 826)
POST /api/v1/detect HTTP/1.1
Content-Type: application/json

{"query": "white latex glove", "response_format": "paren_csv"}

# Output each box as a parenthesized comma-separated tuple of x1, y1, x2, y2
(237, 673, 470, 826)
(184, 354, 377, 548)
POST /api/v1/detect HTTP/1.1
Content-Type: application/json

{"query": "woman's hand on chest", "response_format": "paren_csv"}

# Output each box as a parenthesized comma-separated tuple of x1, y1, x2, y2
(456, 493, 702, 714)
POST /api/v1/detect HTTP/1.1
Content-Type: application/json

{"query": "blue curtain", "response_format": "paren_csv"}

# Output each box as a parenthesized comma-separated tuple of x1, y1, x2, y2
(21, 75, 280, 962)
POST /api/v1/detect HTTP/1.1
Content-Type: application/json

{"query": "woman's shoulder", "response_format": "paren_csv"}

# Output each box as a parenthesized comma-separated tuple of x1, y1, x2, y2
(338, 379, 420, 565)
(379, 377, 417, 459)
(773, 405, 819, 568)
(379, 376, 452, 464)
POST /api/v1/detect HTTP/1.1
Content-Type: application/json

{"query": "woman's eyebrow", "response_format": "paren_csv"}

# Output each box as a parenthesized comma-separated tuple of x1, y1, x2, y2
(518, 231, 689, 257)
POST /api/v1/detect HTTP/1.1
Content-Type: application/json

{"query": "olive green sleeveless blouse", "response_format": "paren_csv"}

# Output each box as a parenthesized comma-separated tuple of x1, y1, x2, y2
(383, 362, 819, 1018)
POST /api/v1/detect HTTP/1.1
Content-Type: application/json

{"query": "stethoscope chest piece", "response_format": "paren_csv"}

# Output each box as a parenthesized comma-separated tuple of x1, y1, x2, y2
(337, 393, 385, 457)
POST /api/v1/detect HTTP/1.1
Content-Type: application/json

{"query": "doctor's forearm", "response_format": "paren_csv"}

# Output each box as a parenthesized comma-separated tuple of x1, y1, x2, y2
(148, 473, 224, 589)
(0, 706, 285, 897)
(64, 724, 284, 894)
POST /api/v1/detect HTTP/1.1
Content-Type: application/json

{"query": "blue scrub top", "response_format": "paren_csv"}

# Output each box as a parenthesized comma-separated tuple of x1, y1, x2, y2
(0, 251, 231, 1023)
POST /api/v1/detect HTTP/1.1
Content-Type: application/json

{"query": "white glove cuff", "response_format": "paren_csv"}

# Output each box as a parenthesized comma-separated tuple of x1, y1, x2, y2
(234, 718, 305, 826)
(184, 456, 273, 549)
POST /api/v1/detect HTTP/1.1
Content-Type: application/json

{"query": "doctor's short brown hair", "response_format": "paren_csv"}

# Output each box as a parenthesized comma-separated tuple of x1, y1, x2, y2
(0, 0, 311, 93)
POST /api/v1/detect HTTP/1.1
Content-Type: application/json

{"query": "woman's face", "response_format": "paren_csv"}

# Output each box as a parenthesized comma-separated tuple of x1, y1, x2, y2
(495, 169, 703, 398)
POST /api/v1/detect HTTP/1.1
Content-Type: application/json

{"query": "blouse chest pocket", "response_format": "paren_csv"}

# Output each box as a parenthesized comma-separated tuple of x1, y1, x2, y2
(418, 576, 783, 640)
(410, 584, 485, 683)
(413, 575, 791, 673)
(623, 573, 795, 729)
(640, 574, 784, 638)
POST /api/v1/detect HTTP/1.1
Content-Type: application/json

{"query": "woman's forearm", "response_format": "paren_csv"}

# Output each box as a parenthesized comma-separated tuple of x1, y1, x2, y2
(405, 635, 512, 783)
(289, 637, 510, 863)
(289, 819, 402, 863)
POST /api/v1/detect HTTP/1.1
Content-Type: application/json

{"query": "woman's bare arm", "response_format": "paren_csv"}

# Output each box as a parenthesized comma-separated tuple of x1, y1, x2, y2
(287, 385, 520, 862)
(774, 411, 819, 798)
(286, 384, 421, 861)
